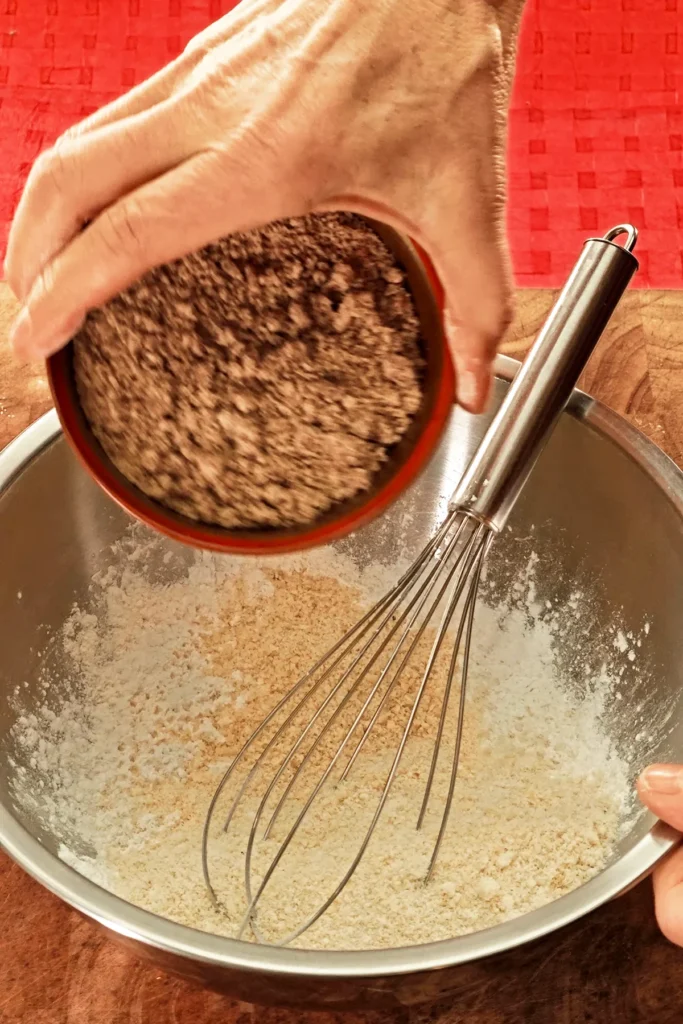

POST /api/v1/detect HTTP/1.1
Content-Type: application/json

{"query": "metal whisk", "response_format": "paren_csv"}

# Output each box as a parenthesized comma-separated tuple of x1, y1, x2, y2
(202, 225, 639, 946)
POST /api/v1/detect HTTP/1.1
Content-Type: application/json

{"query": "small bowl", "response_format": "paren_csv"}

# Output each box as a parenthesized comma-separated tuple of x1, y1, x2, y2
(47, 221, 455, 555)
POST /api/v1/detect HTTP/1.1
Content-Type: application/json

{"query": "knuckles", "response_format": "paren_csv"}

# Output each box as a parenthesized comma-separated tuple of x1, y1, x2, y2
(28, 144, 78, 203)
(97, 201, 147, 260)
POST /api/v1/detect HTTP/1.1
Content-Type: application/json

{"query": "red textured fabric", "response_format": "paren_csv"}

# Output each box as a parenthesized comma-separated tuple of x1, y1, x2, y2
(0, 0, 681, 287)
(510, 0, 683, 286)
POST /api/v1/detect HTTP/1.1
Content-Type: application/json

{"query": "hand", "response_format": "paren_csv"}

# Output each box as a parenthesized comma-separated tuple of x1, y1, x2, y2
(5, 0, 523, 412)
(638, 765, 683, 944)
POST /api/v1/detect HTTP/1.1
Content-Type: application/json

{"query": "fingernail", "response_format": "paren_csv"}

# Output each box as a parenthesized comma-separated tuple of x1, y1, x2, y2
(458, 370, 480, 411)
(639, 765, 683, 795)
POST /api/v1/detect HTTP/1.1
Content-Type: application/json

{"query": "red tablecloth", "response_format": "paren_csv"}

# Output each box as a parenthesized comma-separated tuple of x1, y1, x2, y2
(0, 0, 681, 287)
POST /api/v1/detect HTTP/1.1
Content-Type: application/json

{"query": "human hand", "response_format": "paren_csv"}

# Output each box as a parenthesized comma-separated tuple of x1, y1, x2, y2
(5, 0, 523, 412)
(638, 765, 683, 945)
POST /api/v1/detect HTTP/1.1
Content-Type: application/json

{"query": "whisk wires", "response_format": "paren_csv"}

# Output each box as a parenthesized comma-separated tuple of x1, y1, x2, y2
(202, 511, 491, 946)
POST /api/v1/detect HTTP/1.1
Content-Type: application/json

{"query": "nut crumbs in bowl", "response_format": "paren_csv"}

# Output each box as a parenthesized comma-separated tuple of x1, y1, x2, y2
(72, 213, 427, 530)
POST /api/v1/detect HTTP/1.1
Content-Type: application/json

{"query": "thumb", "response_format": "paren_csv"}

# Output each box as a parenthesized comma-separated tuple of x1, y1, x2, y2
(419, 46, 514, 414)
(637, 764, 683, 831)
(435, 241, 512, 416)
(421, 161, 513, 415)
(638, 765, 683, 946)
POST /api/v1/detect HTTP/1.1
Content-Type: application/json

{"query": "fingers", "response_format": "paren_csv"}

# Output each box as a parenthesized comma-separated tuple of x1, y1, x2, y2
(5, 2, 271, 313)
(182, 0, 273, 59)
(638, 765, 683, 945)
(5, 96, 199, 305)
(56, 0, 264, 142)
(9, 152, 298, 361)
(63, 57, 185, 140)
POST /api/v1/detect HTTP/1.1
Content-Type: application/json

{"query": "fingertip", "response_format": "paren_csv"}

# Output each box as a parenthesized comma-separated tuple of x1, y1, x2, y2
(636, 772, 667, 816)
(635, 771, 683, 836)
(636, 765, 652, 796)
(638, 764, 683, 798)
(3, 251, 23, 300)
(443, 311, 496, 413)
(635, 775, 661, 821)
(9, 304, 83, 362)
(655, 907, 683, 949)
(455, 364, 492, 414)
(8, 306, 32, 359)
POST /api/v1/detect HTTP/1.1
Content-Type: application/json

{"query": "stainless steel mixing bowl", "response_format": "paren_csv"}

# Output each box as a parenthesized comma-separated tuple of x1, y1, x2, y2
(1, 354, 682, 1010)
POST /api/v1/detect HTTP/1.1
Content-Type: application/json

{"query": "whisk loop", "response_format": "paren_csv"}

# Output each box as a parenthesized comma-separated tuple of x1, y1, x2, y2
(202, 226, 639, 946)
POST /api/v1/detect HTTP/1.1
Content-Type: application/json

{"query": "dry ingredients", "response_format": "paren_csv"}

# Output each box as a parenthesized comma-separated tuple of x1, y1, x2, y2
(73, 213, 425, 529)
(10, 538, 633, 951)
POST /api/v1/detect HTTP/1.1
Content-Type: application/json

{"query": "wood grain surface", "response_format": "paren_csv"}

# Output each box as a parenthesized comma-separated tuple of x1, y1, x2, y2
(2, 283, 683, 1023)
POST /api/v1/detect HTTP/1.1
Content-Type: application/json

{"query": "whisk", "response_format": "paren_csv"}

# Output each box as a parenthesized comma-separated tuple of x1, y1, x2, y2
(202, 225, 639, 946)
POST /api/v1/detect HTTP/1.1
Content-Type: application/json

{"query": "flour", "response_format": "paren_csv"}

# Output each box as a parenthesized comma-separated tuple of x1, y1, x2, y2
(9, 531, 638, 951)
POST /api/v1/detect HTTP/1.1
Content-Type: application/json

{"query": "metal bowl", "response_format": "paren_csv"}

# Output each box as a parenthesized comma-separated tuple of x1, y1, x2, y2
(1, 356, 682, 1010)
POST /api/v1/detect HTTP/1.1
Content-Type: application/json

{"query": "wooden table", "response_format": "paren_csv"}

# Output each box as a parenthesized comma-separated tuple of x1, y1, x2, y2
(2, 284, 683, 1023)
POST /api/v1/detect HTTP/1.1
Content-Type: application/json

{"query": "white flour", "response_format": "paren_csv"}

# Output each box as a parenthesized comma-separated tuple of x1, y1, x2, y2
(9, 533, 640, 951)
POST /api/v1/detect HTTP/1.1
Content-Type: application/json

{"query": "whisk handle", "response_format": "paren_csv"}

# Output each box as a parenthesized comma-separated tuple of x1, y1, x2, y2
(450, 225, 639, 532)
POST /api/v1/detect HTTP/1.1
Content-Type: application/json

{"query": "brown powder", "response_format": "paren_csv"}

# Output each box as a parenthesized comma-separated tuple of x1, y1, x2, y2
(73, 213, 425, 529)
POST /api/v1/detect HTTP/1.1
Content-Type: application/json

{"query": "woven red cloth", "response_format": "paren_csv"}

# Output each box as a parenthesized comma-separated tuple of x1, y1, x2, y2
(0, 0, 681, 286)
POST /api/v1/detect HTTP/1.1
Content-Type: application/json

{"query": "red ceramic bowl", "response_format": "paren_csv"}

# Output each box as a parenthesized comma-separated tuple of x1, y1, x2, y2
(47, 223, 455, 556)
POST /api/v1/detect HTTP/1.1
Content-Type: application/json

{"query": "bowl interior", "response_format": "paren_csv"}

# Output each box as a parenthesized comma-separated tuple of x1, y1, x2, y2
(1, 371, 683, 961)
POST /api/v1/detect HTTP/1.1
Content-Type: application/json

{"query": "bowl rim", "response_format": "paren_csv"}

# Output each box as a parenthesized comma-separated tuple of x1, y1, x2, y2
(0, 361, 681, 978)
